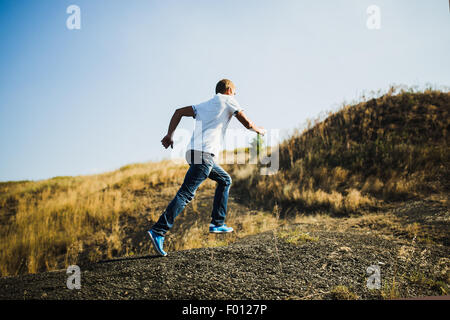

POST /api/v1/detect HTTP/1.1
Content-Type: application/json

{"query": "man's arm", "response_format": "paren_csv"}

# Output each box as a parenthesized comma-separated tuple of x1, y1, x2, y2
(235, 111, 266, 135)
(161, 106, 195, 149)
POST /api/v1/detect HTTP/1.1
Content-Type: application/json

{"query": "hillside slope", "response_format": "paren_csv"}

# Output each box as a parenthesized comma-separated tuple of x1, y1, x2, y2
(0, 161, 280, 277)
(228, 89, 449, 215)
(0, 198, 448, 300)
(0, 88, 448, 286)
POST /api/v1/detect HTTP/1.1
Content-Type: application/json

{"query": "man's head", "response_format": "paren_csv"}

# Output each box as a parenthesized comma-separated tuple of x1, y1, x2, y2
(215, 79, 236, 96)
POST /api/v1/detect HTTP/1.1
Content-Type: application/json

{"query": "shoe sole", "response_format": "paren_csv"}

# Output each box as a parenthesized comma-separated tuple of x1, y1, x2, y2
(148, 231, 167, 256)
(209, 229, 234, 233)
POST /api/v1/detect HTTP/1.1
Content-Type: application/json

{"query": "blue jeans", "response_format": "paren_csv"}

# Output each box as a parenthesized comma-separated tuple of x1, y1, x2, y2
(151, 150, 232, 236)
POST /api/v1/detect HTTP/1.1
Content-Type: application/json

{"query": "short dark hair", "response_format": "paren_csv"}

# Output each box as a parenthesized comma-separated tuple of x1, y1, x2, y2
(215, 79, 235, 94)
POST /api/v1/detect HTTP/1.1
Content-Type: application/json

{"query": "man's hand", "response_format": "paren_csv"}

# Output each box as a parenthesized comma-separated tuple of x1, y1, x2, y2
(161, 106, 195, 150)
(235, 111, 266, 136)
(161, 134, 174, 149)
(254, 126, 267, 136)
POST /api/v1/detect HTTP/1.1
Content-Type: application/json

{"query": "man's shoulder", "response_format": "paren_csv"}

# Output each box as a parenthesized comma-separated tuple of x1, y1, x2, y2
(196, 94, 239, 110)
(195, 96, 215, 108)
(216, 93, 239, 105)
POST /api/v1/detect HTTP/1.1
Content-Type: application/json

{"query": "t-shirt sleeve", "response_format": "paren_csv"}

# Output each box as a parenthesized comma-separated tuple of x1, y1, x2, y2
(192, 99, 210, 119)
(227, 96, 244, 116)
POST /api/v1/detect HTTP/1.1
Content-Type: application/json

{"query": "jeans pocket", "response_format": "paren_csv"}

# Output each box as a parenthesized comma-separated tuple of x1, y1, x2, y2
(203, 154, 215, 166)
(186, 149, 215, 166)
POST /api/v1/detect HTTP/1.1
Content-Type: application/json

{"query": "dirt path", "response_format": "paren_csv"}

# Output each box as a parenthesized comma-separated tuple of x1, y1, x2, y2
(0, 199, 448, 300)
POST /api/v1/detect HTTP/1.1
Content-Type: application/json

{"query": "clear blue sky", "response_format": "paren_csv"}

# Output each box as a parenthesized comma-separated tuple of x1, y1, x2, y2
(0, 0, 449, 181)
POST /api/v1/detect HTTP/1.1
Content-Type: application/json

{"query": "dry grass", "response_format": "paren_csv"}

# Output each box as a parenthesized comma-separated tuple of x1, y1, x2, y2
(277, 227, 319, 245)
(0, 160, 191, 276)
(328, 285, 359, 300)
(228, 88, 449, 216)
(1, 87, 448, 277)
(0, 159, 286, 277)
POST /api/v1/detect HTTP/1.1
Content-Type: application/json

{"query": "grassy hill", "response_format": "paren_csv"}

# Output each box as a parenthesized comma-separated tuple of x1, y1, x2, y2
(0, 87, 448, 278)
(0, 160, 280, 276)
(228, 88, 449, 216)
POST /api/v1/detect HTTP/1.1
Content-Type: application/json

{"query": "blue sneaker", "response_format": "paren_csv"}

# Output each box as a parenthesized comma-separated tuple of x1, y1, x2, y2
(148, 229, 167, 256)
(209, 223, 234, 233)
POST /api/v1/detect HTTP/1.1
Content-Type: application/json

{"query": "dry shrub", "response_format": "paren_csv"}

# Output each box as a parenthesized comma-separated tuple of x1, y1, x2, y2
(328, 285, 359, 300)
(344, 189, 374, 212)
(0, 159, 189, 276)
(362, 176, 384, 194)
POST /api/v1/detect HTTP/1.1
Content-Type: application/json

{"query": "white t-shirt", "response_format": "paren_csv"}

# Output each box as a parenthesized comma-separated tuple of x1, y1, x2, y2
(188, 93, 243, 157)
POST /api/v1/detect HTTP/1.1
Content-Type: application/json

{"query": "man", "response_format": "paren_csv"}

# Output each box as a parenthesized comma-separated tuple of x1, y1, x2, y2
(148, 79, 266, 256)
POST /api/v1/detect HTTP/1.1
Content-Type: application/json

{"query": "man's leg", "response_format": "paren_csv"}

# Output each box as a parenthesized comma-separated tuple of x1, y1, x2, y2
(152, 161, 213, 236)
(208, 163, 232, 226)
